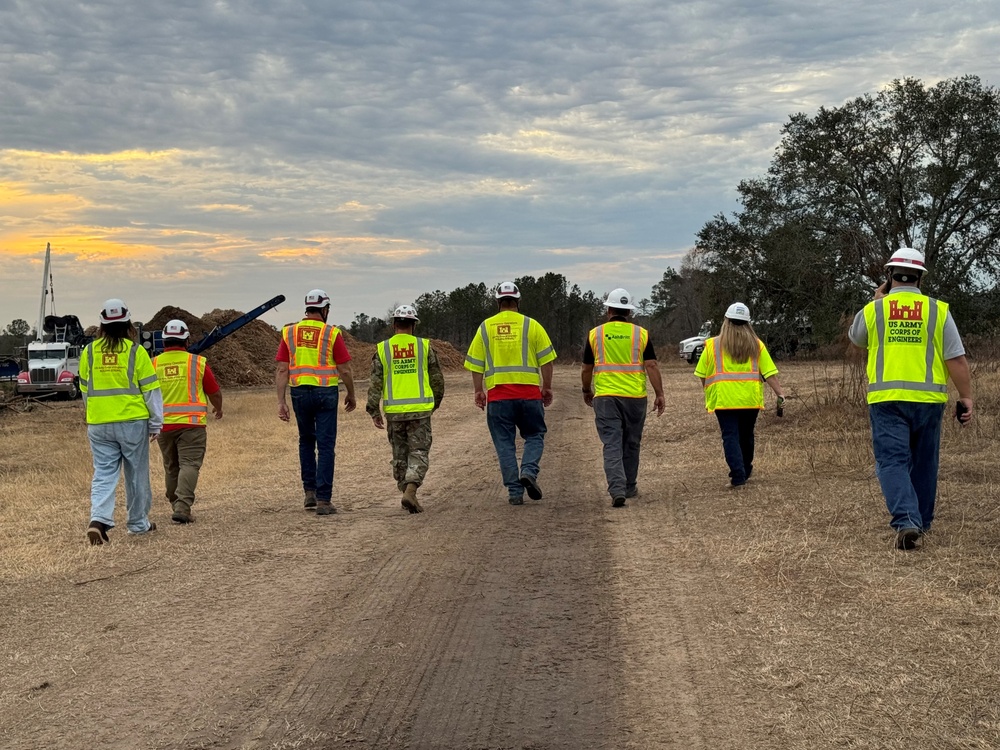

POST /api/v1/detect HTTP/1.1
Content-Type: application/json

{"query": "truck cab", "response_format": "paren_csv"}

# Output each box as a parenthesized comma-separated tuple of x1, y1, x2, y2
(16, 318, 86, 399)
(678, 320, 713, 365)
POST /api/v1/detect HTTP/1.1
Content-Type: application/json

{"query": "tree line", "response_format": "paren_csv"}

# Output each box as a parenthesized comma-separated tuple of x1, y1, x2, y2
(351, 76, 1000, 358)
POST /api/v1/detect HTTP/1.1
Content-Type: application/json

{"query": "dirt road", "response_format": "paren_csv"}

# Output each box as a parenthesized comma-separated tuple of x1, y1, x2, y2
(4, 364, 998, 749)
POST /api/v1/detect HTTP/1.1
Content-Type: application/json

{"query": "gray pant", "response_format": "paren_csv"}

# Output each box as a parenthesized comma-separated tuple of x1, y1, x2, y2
(593, 396, 647, 499)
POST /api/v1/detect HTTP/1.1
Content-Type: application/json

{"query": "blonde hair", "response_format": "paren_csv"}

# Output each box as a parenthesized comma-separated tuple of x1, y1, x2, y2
(719, 319, 760, 364)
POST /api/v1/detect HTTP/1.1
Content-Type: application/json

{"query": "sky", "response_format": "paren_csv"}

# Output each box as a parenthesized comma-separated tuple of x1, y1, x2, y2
(2, 0, 999, 332)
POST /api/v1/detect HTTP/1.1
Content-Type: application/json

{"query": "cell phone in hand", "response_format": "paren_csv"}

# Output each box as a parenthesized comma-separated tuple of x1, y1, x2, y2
(956, 400, 969, 425)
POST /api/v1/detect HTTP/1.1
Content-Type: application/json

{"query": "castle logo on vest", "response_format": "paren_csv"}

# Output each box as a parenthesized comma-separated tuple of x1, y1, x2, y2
(886, 299, 925, 344)
(164, 365, 181, 378)
(392, 343, 415, 360)
(296, 327, 320, 348)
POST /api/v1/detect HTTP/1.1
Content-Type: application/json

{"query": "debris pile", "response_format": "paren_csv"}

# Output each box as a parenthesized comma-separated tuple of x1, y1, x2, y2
(145, 307, 280, 388)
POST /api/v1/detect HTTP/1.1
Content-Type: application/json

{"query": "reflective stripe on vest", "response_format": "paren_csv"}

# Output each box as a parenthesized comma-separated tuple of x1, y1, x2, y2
(153, 351, 209, 425)
(479, 318, 537, 377)
(80, 339, 155, 424)
(702, 337, 760, 386)
(379, 336, 434, 413)
(865, 295, 949, 402)
(285, 321, 340, 386)
(83, 340, 142, 396)
(591, 322, 647, 397)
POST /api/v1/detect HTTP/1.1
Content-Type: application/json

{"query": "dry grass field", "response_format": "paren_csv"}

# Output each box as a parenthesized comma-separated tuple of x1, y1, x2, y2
(1, 361, 998, 749)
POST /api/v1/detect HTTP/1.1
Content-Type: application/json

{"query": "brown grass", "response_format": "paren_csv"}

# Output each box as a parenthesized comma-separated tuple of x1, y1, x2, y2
(1, 362, 999, 748)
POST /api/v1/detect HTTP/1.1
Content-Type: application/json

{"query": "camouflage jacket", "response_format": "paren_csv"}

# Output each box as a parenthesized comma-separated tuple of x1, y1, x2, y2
(366, 343, 445, 421)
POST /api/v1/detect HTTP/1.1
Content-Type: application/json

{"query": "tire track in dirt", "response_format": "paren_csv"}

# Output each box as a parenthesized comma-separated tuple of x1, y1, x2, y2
(237, 382, 624, 749)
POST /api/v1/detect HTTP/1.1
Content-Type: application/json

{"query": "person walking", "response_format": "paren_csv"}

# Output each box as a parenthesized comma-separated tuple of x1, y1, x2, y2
(694, 302, 785, 487)
(79, 299, 162, 545)
(581, 288, 666, 507)
(464, 281, 557, 505)
(366, 304, 445, 514)
(275, 289, 356, 516)
(849, 248, 973, 550)
(152, 319, 223, 524)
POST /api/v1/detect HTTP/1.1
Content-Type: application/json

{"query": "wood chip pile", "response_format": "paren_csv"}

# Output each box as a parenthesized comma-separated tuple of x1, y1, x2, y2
(138, 308, 467, 388)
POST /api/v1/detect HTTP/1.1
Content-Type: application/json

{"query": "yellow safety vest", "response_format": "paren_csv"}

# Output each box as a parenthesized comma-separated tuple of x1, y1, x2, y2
(464, 311, 556, 390)
(863, 293, 949, 404)
(79, 338, 159, 424)
(377, 334, 435, 414)
(589, 321, 648, 398)
(153, 350, 209, 426)
(699, 337, 769, 411)
(283, 319, 341, 387)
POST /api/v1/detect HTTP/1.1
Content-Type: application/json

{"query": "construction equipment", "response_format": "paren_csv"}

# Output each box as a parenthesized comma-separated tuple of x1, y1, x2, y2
(138, 295, 286, 357)
(15, 244, 90, 399)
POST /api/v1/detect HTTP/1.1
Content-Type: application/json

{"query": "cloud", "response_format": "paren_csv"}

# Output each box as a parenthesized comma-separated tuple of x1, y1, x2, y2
(0, 0, 998, 328)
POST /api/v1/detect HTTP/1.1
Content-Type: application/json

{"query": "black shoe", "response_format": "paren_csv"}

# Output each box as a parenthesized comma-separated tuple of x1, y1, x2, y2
(171, 511, 193, 524)
(519, 475, 543, 501)
(315, 501, 336, 516)
(625, 487, 638, 499)
(612, 496, 626, 508)
(87, 521, 110, 546)
(508, 496, 524, 506)
(895, 527, 921, 550)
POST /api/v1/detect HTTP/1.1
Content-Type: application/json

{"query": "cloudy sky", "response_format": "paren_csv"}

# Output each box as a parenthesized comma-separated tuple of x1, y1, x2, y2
(2, 0, 998, 331)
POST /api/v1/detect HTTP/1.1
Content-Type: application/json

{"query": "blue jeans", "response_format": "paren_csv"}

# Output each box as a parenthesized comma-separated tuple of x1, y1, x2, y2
(291, 385, 339, 502)
(715, 409, 758, 485)
(869, 401, 945, 531)
(486, 399, 547, 498)
(87, 420, 154, 532)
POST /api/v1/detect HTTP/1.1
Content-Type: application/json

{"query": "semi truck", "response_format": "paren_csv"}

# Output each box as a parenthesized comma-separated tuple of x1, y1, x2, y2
(15, 244, 89, 399)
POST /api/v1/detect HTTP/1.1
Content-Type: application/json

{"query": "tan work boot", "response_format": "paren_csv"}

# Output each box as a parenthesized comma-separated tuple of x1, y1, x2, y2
(303, 489, 317, 511)
(401, 483, 424, 514)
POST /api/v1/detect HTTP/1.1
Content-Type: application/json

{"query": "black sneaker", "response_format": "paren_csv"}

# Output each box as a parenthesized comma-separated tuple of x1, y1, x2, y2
(86, 521, 110, 546)
(895, 527, 921, 550)
(519, 475, 543, 501)
(612, 496, 626, 508)
(508, 496, 524, 506)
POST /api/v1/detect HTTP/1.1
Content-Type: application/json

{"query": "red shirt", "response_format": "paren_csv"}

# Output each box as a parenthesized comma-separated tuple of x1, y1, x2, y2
(275, 324, 352, 364)
(488, 384, 542, 402)
(159, 347, 220, 432)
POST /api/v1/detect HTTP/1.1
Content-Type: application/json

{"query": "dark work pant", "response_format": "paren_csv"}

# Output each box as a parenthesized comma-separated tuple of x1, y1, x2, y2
(291, 385, 339, 501)
(593, 396, 647, 499)
(715, 409, 758, 485)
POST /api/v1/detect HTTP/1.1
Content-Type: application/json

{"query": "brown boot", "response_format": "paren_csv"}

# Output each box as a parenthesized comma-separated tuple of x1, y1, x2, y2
(315, 500, 336, 516)
(401, 483, 424, 514)
(171, 501, 193, 524)
(303, 489, 317, 511)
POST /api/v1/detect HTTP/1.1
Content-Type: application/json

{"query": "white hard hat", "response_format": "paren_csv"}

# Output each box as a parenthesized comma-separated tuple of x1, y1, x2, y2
(304, 289, 331, 309)
(725, 302, 751, 322)
(162, 319, 191, 340)
(99, 298, 131, 324)
(885, 247, 927, 274)
(392, 304, 419, 321)
(495, 281, 521, 300)
(604, 288, 636, 311)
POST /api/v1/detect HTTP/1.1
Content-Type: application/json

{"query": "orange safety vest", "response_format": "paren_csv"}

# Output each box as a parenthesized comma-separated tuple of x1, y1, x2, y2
(283, 319, 341, 387)
(153, 350, 209, 426)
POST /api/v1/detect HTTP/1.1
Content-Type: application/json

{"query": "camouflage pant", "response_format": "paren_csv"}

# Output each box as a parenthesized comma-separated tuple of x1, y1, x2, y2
(386, 417, 432, 491)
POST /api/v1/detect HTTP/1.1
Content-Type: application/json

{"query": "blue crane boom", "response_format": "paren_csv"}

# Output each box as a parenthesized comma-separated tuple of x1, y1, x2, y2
(139, 295, 286, 356)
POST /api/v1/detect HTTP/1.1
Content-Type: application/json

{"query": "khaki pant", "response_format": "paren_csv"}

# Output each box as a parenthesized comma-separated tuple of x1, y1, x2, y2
(157, 427, 207, 509)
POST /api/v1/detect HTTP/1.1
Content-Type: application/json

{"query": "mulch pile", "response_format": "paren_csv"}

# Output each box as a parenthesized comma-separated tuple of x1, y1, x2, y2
(139, 308, 466, 387)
